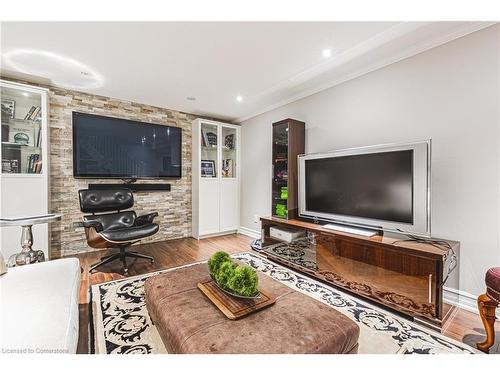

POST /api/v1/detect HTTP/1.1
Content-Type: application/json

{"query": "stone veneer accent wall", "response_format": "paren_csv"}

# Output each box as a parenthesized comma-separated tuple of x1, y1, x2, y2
(1, 81, 201, 257)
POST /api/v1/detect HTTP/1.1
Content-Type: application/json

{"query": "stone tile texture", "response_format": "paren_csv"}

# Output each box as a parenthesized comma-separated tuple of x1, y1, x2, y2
(47, 87, 198, 256)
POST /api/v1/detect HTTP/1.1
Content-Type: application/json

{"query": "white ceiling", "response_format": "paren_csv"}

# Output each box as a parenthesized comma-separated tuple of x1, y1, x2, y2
(0, 21, 495, 122)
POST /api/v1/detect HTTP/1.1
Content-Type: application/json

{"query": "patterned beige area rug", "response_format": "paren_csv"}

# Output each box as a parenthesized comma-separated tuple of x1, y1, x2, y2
(90, 252, 478, 354)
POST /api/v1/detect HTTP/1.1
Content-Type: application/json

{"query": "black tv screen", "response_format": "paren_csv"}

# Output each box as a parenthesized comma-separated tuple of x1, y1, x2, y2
(304, 150, 414, 224)
(73, 112, 182, 179)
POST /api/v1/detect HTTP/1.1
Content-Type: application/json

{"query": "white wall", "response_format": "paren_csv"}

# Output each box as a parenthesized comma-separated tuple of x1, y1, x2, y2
(240, 25, 500, 297)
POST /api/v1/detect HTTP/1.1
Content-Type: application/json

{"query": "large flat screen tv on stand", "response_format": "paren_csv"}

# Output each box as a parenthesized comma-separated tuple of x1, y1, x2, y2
(298, 140, 431, 237)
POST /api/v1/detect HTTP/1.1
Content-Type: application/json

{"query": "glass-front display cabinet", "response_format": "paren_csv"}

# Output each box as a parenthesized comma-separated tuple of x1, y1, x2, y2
(272, 121, 289, 218)
(1, 82, 47, 175)
(221, 125, 237, 179)
(192, 119, 240, 238)
(200, 122, 218, 178)
(271, 119, 305, 220)
(0, 80, 50, 261)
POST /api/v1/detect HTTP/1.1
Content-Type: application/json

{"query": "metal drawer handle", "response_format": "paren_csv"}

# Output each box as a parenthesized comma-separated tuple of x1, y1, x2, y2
(428, 274, 433, 304)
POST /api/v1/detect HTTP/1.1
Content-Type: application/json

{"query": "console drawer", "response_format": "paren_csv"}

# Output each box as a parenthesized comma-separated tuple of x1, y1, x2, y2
(315, 234, 438, 319)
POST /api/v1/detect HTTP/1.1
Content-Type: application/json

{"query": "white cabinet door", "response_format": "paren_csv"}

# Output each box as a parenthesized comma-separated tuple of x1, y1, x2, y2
(199, 178, 220, 236)
(0, 177, 49, 260)
(219, 179, 239, 232)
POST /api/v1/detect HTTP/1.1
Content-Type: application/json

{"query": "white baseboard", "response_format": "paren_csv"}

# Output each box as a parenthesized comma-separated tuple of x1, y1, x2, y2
(237, 226, 260, 239)
(196, 230, 237, 240)
(443, 287, 500, 319)
(444, 287, 478, 314)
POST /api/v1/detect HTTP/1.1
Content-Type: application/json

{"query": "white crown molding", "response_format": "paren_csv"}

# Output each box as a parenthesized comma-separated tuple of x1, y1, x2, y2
(247, 22, 423, 101)
(237, 21, 497, 123)
(286, 22, 425, 85)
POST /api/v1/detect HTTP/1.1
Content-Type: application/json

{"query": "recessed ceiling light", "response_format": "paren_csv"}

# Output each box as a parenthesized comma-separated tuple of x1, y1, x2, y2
(322, 49, 332, 58)
(22, 92, 30, 97)
(236, 95, 243, 102)
(186, 96, 196, 101)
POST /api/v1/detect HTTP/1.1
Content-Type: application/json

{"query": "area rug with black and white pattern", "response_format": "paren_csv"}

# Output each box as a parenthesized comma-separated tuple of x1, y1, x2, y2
(90, 251, 478, 354)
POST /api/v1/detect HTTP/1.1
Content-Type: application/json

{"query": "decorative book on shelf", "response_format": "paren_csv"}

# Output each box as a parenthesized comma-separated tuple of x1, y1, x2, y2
(1, 146, 20, 173)
(224, 133, 235, 150)
(271, 119, 305, 220)
(0, 145, 42, 174)
(26, 153, 42, 173)
(24, 106, 42, 121)
(2, 158, 19, 173)
(201, 128, 217, 147)
(222, 158, 234, 177)
(8, 122, 35, 147)
(2, 118, 42, 148)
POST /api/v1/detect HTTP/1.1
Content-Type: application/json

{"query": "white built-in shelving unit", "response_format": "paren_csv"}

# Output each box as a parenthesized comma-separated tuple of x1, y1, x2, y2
(0, 80, 51, 260)
(192, 118, 240, 239)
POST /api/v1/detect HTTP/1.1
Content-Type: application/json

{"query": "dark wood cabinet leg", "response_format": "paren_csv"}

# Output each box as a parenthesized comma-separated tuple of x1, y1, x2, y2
(477, 293, 498, 353)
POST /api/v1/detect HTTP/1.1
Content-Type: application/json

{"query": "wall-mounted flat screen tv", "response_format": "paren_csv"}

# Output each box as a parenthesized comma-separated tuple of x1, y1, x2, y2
(298, 141, 431, 236)
(73, 112, 182, 179)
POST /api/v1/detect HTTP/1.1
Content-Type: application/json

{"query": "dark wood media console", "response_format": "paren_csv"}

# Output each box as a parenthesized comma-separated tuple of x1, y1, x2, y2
(260, 217, 460, 330)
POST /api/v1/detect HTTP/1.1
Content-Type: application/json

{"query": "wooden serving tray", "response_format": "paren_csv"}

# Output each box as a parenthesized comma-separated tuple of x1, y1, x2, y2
(198, 280, 276, 320)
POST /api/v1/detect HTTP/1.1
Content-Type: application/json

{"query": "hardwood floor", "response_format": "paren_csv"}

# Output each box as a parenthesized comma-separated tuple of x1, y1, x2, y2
(66, 233, 499, 354)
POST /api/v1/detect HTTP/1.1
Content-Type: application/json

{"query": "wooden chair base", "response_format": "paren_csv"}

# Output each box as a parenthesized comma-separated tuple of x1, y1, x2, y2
(477, 293, 498, 353)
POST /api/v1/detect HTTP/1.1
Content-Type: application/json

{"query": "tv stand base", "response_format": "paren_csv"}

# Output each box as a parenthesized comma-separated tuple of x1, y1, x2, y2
(322, 223, 378, 237)
(260, 216, 460, 329)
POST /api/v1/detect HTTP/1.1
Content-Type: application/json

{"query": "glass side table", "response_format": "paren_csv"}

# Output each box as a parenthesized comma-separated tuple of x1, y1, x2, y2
(0, 214, 61, 266)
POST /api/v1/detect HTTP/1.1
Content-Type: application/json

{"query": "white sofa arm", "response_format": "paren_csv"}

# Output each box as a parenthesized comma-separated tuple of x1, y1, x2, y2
(0, 258, 81, 354)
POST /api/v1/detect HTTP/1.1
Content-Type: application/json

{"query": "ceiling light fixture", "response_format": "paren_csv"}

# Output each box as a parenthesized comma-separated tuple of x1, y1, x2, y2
(236, 95, 243, 102)
(2, 49, 105, 90)
(322, 49, 332, 58)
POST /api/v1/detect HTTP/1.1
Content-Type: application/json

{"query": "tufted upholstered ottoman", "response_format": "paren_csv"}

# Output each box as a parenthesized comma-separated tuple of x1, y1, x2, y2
(144, 263, 360, 354)
(477, 267, 500, 353)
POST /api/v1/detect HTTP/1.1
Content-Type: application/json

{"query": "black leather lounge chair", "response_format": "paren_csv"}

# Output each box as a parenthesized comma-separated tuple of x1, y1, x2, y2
(75, 188, 159, 274)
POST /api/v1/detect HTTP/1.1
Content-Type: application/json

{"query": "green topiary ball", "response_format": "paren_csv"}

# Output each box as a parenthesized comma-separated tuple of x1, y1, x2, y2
(227, 265, 259, 297)
(214, 260, 237, 287)
(208, 251, 259, 297)
(208, 251, 231, 276)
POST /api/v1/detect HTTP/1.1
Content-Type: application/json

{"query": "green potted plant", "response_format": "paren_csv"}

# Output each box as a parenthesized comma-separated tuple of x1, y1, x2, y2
(207, 251, 259, 298)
